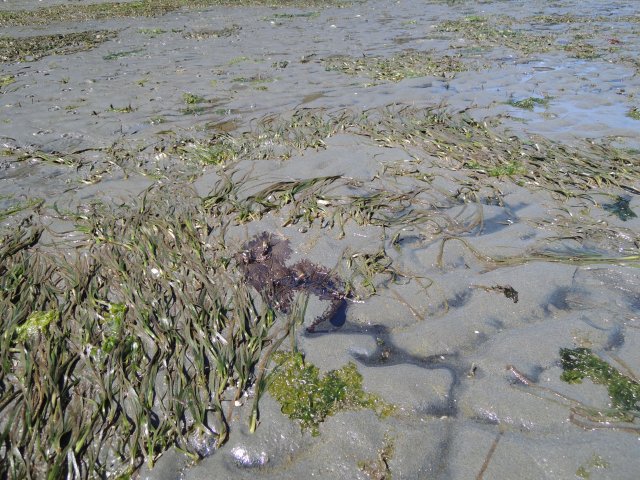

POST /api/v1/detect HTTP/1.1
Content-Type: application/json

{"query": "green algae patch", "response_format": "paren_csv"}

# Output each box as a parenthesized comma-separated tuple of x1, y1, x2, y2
(100, 303, 127, 353)
(507, 96, 549, 110)
(183, 92, 206, 105)
(15, 310, 59, 341)
(488, 161, 526, 177)
(268, 351, 395, 435)
(464, 159, 526, 178)
(560, 347, 640, 414)
(108, 103, 135, 113)
(627, 107, 640, 120)
(0, 30, 116, 63)
(0, 74, 15, 89)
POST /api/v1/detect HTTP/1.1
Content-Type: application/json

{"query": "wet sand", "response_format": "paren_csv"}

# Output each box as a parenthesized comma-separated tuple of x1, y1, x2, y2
(1, 1, 639, 479)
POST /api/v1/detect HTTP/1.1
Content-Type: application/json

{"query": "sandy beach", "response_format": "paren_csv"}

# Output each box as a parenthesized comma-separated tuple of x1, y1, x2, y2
(1, 1, 639, 478)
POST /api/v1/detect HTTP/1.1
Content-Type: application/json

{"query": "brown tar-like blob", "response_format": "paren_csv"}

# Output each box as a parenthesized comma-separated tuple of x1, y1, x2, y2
(236, 232, 348, 332)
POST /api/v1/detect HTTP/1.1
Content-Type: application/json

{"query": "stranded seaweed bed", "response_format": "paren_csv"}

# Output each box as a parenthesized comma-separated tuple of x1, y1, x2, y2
(1, 0, 640, 478)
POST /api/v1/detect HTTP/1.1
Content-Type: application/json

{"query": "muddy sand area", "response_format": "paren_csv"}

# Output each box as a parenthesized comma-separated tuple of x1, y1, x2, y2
(1, 0, 639, 478)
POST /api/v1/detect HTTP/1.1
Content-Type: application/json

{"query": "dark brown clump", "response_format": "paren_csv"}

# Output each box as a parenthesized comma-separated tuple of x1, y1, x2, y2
(236, 232, 348, 331)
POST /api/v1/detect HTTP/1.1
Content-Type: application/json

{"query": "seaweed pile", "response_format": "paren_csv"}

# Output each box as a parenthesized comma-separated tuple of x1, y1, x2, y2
(236, 232, 349, 332)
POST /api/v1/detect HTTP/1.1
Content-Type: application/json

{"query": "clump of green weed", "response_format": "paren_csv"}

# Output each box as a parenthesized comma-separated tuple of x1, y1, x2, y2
(183, 92, 206, 104)
(627, 107, 640, 120)
(181, 92, 209, 114)
(179, 137, 239, 166)
(15, 310, 59, 341)
(560, 347, 640, 414)
(268, 351, 394, 435)
(464, 159, 526, 177)
(488, 161, 526, 177)
(507, 96, 549, 110)
(0, 74, 15, 88)
(108, 103, 135, 113)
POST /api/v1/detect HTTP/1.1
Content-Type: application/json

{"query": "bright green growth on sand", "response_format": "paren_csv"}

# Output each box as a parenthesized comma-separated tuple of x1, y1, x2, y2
(268, 351, 394, 435)
(16, 310, 58, 341)
(488, 161, 526, 177)
(108, 103, 135, 113)
(627, 107, 640, 120)
(0, 75, 15, 88)
(183, 92, 206, 104)
(560, 347, 640, 414)
(100, 303, 127, 353)
(464, 160, 525, 177)
(508, 96, 549, 110)
(182, 92, 208, 114)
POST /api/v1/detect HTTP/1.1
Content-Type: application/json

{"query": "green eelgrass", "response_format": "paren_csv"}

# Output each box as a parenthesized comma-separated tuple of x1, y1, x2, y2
(0, 186, 290, 478)
(0, 0, 348, 27)
(324, 50, 467, 82)
(1, 103, 639, 478)
(438, 16, 555, 55)
(0, 31, 116, 62)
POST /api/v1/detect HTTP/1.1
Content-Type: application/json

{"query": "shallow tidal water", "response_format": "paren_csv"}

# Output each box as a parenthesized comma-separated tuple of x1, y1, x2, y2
(1, 1, 640, 479)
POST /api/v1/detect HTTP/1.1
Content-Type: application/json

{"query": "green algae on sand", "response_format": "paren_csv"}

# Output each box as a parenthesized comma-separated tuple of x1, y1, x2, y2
(560, 347, 640, 414)
(268, 351, 395, 435)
